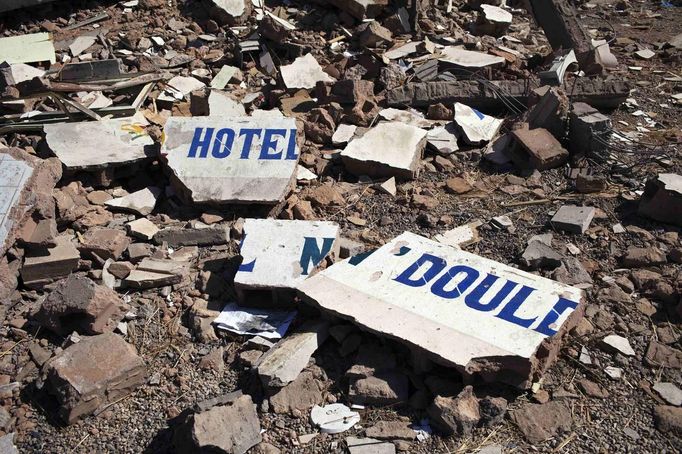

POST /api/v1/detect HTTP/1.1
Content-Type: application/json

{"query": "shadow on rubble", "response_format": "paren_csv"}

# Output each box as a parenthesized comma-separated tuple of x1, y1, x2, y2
(0, 0, 120, 27)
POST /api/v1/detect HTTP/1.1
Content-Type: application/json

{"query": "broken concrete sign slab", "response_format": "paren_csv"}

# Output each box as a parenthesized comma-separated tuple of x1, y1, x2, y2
(235, 219, 340, 301)
(280, 54, 335, 90)
(0, 152, 34, 254)
(162, 115, 299, 204)
(453, 103, 502, 145)
(341, 122, 427, 179)
(297, 232, 585, 388)
(44, 113, 154, 170)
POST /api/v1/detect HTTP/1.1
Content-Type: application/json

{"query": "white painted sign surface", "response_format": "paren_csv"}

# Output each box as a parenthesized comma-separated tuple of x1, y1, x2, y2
(162, 116, 299, 203)
(235, 219, 340, 290)
(0, 153, 33, 251)
(44, 112, 153, 169)
(297, 232, 583, 369)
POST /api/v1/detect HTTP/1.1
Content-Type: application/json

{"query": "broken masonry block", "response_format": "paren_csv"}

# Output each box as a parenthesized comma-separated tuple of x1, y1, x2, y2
(296, 232, 585, 389)
(45, 332, 146, 424)
(568, 102, 612, 158)
(162, 115, 300, 204)
(153, 225, 230, 248)
(34, 275, 129, 336)
(77, 227, 130, 261)
(507, 126, 568, 171)
(341, 122, 427, 179)
(638, 173, 682, 227)
(234, 219, 340, 307)
(173, 392, 262, 454)
(20, 235, 80, 289)
(550, 205, 596, 234)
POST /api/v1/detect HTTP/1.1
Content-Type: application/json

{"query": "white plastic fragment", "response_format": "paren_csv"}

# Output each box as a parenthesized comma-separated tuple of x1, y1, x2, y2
(310, 404, 361, 434)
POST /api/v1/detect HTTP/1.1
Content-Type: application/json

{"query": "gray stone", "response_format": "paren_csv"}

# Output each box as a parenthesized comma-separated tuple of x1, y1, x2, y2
(638, 173, 682, 227)
(550, 205, 596, 234)
(653, 383, 682, 406)
(0, 433, 18, 454)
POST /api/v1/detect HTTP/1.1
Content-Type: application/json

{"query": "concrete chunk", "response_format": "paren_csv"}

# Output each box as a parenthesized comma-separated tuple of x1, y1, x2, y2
(235, 219, 340, 299)
(256, 321, 329, 388)
(174, 393, 262, 453)
(638, 173, 682, 227)
(105, 186, 161, 216)
(44, 113, 154, 170)
(297, 232, 584, 388)
(346, 436, 396, 454)
(21, 234, 79, 288)
(550, 205, 596, 234)
(162, 116, 299, 204)
(126, 218, 159, 241)
(341, 122, 427, 179)
(46, 332, 146, 424)
(329, 0, 389, 20)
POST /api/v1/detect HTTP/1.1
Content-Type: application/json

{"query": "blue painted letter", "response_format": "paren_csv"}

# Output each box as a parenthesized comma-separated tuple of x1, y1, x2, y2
(465, 274, 518, 311)
(300, 237, 335, 275)
(187, 127, 214, 158)
(534, 297, 578, 336)
(431, 265, 479, 299)
(259, 129, 286, 160)
(212, 128, 235, 159)
(239, 129, 263, 159)
(394, 253, 446, 288)
(496, 285, 537, 328)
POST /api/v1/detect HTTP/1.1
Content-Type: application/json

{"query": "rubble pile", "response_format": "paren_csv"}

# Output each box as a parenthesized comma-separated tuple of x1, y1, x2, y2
(0, 0, 680, 453)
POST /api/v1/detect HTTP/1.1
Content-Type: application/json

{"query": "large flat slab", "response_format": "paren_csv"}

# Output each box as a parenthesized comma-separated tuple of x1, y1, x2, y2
(297, 232, 584, 388)
(0, 153, 33, 253)
(162, 116, 299, 204)
(44, 113, 153, 169)
(235, 219, 340, 292)
(0, 32, 55, 64)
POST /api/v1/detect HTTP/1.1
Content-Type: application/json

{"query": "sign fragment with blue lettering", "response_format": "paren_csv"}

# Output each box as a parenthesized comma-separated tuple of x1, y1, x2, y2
(162, 116, 299, 204)
(235, 218, 340, 293)
(297, 231, 585, 388)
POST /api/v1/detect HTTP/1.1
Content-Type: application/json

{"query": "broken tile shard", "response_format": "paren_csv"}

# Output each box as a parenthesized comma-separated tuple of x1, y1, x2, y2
(341, 122, 427, 179)
(297, 232, 584, 388)
(162, 116, 299, 204)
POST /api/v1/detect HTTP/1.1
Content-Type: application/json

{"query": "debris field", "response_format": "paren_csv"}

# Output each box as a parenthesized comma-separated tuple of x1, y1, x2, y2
(0, 0, 681, 453)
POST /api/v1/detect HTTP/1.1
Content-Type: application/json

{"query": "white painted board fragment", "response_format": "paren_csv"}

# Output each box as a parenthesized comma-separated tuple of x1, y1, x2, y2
(297, 231, 584, 387)
(162, 115, 300, 204)
(235, 218, 340, 290)
(0, 33, 56, 64)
